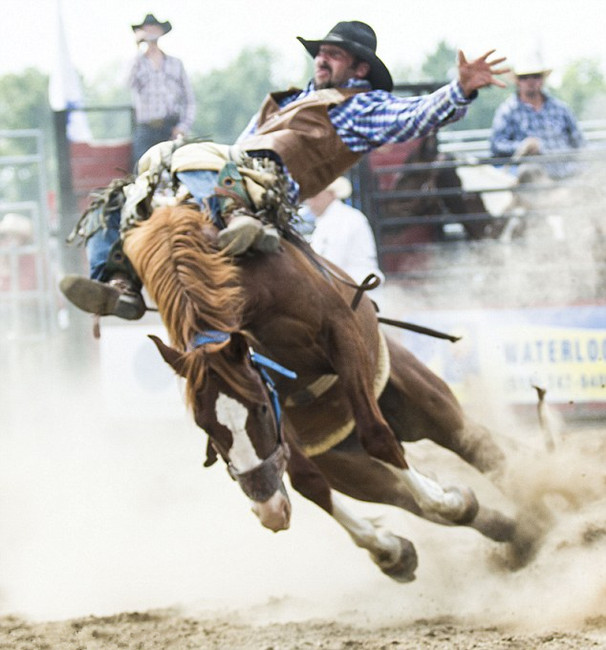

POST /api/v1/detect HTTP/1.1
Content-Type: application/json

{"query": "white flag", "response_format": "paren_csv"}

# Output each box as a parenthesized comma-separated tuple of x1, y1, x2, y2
(49, 0, 92, 142)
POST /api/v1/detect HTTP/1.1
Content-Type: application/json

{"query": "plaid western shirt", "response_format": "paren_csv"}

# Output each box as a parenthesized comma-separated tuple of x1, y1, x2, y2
(490, 93, 585, 179)
(238, 78, 473, 201)
(129, 53, 196, 134)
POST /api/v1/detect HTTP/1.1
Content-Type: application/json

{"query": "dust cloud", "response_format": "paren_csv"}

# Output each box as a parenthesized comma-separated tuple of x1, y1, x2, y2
(2, 175, 606, 632)
(1, 314, 605, 636)
(0, 327, 388, 622)
(357, 164, 606, 634)
(377, 161, 606, 315)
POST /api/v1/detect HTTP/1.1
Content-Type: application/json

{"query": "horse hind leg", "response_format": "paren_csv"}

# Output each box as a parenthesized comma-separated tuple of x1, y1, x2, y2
(399, 460, 543, 564)
(379, 343, 508, 477)
(399, 464, 479, 524)
(377, 361, 518, 542)
(397, 463, 517, 543)
(314, 441, 516, 545)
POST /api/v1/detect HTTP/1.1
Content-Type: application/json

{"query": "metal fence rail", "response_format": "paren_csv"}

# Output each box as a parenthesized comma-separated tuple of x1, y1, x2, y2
(350, 121, 606, 307)
(0, 129, 58, 341)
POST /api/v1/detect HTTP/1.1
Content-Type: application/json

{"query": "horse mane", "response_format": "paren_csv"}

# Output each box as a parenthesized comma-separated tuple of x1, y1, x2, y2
(123, 204, 258, 406)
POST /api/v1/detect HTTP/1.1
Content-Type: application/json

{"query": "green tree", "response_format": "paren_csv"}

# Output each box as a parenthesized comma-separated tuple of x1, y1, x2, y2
(190, 46, 280, 144)
(84, 66, 131, 140)
(555, 58, 606, 120)
(0, 68, 51, 141)
(0, 68, 53, 203)
(420, 39, 458, 81)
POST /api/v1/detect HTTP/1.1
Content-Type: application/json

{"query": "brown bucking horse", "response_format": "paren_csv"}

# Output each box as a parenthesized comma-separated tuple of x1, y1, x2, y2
(123, 203, 532, 582)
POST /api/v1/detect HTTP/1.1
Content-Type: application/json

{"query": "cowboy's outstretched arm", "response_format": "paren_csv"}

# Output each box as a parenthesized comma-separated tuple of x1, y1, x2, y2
(458, 49, 509, 97)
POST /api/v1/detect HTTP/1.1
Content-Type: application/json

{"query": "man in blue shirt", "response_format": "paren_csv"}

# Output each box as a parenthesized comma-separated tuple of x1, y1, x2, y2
(60, 20, 508, 320)
(490, 57, 585, 179)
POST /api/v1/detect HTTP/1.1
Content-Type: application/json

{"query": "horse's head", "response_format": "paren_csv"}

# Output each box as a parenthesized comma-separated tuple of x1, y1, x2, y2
(149, 332, 292, 532)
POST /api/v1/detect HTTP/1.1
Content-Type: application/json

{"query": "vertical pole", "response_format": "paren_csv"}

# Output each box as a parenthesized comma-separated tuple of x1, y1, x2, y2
(53, 109, 84, 276)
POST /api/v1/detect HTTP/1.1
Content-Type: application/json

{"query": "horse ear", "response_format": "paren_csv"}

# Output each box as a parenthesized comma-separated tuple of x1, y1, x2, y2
(227, 331, 249, 361)
(148, 334, 187, 377)
(203, 437, 218, 467)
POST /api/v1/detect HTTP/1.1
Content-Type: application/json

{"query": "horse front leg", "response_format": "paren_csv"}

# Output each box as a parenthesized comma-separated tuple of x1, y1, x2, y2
(353, 385, 486, 514)
(331, 492, 418, 582)
(398, 464, 479, 524)
(326, 319, 475, 523)
(286, 439, 417, 582)
(352, 394, 409, 470)
(326, 331, 409, 470)
(337, 374, 479, 524)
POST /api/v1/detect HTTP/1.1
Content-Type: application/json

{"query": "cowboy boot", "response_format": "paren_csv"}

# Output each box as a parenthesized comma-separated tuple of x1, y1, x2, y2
(217, 209, 265, 256)
(253, 224, 280, 253)
(214, 162, 280, 255)
(59, 272, 146, 320)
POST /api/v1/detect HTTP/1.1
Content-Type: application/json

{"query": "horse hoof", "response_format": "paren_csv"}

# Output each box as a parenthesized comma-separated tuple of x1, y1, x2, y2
(447, 486, 479, 525)
(472, 507, 517, 542)
(491, 509, 552, 571)
(375, 536, 418, 583)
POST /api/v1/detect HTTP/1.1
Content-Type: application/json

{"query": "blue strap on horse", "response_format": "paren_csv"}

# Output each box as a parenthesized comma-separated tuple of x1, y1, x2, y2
(248, 350, 297, 380)
(249, 350, 297, 428)
(191, 330, 297, 428)
(192, 329, 231, 347)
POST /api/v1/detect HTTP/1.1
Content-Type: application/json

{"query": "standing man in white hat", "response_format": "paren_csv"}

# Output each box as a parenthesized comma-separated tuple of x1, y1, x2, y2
(129, 14, 196, 164)
(489, 55, 584, 179)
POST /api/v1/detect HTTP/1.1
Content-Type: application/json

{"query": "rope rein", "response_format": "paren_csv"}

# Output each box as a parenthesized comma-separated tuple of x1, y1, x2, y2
(304, 253, 461, 343)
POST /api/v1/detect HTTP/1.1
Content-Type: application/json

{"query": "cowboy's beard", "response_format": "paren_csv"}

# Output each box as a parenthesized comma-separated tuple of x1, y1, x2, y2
(314, 63, 336, 89)
(313, 62, 357, 89)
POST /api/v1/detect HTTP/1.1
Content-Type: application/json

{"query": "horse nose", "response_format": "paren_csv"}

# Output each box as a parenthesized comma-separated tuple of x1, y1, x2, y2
(251, 489, 291, 532)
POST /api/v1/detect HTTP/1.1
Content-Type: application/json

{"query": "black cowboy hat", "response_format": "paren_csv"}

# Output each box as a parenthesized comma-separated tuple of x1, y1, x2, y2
(131, 14, 172, 35)
(297, 21, 393, 92)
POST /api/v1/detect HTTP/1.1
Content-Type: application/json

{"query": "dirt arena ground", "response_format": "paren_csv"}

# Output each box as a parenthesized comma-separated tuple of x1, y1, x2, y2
(3, 608, 606, 649)
(1, 326, 605, 649)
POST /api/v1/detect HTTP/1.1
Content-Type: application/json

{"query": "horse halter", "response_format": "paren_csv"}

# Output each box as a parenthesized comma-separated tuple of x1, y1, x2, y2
(227, 440, 291, 502)
(192, 329, 296, 502)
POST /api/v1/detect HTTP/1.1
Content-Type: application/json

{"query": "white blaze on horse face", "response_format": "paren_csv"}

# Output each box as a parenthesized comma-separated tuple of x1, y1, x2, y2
(215, 392, 261, 472)
(215, 393, 290, 531)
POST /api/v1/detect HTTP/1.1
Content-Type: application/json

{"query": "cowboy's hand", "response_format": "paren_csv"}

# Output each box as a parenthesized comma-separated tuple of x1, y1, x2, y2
(521, 137, 541, 155)
(458, 49, 509, 97)
(513, 137, 541, 158)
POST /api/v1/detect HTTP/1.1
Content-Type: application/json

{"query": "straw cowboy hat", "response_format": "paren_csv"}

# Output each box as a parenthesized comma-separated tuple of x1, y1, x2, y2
(131, 14, 172, 36)
(510, 52, 552, 78)
(0, 213, 33, 240)
(325, 176, 353, 200)
(297, 21, 393, 92)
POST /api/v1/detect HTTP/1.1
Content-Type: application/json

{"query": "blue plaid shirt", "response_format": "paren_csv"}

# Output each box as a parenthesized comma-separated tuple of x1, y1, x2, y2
(490, 93, 585, 179)
(238, 78, 473, 201)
